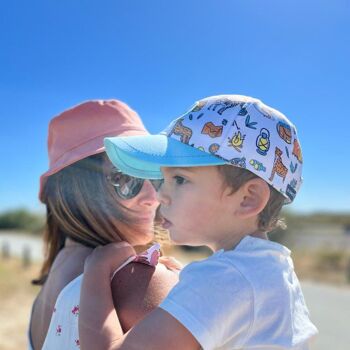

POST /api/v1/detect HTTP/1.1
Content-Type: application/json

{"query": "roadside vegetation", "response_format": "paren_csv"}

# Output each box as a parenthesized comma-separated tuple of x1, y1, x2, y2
(0, 208, 45, 234)
(1, 208, 350, 236)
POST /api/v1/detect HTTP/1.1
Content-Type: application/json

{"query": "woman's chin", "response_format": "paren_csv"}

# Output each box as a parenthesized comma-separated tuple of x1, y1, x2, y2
(132, 230, 155, 246)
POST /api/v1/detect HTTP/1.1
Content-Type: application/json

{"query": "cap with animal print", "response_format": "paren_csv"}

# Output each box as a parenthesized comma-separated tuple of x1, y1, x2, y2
(105, 95, 303, 203)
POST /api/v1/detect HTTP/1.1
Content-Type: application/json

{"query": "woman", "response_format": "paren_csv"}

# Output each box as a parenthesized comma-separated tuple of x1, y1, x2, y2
(29, 100, 179, 350)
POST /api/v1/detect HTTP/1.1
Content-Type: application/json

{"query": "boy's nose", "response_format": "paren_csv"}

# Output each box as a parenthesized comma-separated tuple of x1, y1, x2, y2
(137, 180, 159, 208)
(156, 183, 170, 206)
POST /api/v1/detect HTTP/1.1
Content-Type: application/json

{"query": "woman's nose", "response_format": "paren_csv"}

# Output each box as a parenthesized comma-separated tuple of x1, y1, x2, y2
(137, 180, 159, 207)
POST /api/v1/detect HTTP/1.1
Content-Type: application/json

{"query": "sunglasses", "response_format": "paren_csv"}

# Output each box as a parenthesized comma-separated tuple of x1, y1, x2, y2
(107, 168, 163, 200)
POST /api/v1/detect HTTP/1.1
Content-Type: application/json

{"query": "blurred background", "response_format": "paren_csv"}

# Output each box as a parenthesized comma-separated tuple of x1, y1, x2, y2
(0, 1, 349, 349)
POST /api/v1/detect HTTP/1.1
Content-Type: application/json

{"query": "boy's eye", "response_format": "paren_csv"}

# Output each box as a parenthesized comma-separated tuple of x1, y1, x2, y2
(174, 175, 186, 185)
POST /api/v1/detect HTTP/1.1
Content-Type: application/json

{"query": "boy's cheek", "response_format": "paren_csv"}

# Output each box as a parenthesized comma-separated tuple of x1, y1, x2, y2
(168, 226, 188, 244)
(168, 232, 181, 244)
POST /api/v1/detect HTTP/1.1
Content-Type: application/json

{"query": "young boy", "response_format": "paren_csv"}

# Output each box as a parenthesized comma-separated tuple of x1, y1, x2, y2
(79, 95, 317, 349)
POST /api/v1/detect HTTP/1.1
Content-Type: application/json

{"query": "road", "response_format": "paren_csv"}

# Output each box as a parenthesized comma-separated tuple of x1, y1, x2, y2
(0, 232, 349, 349)
(302, 281, 350, 350)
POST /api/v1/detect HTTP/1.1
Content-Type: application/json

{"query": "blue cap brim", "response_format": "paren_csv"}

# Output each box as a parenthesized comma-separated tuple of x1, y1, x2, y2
(104, 135, 226, 179)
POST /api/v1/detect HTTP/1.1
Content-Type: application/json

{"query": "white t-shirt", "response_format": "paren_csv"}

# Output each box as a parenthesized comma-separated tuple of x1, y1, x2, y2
(160, 236, 318, 350)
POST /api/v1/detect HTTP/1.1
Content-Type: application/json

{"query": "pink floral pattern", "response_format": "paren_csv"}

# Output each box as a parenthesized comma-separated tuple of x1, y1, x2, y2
(71, 305, 79, 316)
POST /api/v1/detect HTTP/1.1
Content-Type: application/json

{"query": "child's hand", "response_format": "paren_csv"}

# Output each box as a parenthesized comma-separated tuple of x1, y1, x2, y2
(159, 256, 183, 272)
(84, 241, 136, 277)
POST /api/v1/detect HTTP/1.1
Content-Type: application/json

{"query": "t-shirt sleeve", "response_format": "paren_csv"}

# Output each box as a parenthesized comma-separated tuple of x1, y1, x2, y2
(159, 257, 254, 350)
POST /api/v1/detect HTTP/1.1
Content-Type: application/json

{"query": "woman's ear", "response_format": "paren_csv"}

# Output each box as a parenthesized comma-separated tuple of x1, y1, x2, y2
(235, 178, 270, 219)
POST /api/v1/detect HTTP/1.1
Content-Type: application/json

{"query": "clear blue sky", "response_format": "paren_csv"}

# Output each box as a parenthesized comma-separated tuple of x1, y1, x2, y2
(1, 0, 349, 213)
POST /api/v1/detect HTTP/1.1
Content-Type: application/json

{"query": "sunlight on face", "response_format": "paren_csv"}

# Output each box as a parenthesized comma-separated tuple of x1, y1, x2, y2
(157, 166, 239, 250)
(103, 157, 159, 245)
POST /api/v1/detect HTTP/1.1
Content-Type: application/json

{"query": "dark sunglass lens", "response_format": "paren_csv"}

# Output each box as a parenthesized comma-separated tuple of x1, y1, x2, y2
(119, 178, 143, 198)
(109, 169, 146, 199)
(109, 171, 124, 186)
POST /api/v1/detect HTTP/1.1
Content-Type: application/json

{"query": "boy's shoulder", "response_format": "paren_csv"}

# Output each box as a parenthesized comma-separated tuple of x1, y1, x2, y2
(178, 236, 295, 301)
(183, 236, 291, 278)
(161, 236, 317, 349)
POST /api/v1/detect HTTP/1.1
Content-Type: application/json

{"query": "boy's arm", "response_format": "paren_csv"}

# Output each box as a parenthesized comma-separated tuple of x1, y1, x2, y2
(109, 308, 200, 350)
(79, 243, 200, 350)
(79, 243, 134, 349)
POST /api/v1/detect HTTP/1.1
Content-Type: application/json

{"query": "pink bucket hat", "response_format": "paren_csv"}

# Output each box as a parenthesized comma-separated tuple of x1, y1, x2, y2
(39, 99, 148, 202)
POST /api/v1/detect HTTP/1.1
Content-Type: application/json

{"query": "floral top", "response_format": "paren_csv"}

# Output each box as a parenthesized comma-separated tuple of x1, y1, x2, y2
(29, 244, 160, 350)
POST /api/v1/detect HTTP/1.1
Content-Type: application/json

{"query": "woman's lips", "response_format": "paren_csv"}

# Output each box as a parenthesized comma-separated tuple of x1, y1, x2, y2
(137, 212, 155, 223)
(138, 217, 153, 223)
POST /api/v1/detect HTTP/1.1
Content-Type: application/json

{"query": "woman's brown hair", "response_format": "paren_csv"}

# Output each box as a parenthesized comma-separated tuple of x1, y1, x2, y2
(33, 153, 161, 285)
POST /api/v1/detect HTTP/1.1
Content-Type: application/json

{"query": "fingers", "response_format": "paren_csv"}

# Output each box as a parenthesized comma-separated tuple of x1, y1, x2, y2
(159, 256, 183, 271)
(94, 241, 136, 256)
(84, 241, 136, 274)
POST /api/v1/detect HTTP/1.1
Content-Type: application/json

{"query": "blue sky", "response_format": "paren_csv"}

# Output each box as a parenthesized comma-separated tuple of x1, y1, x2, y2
(1, 0, 349, 213)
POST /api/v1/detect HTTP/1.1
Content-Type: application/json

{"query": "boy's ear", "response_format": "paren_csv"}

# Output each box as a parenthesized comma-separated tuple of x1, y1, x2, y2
(235, 178, 270, 219)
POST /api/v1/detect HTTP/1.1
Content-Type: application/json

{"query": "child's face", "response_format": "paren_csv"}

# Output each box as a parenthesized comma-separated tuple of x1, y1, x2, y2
(158, 166, 242, 251)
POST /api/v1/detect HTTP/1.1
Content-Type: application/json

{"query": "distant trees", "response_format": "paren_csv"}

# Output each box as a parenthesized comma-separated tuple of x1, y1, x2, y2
(0, 208, 45, 234)
(0, 207, 349, 237)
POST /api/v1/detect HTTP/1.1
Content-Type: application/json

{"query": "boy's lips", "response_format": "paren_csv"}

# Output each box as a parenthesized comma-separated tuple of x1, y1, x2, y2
(161, 216, 173, 229)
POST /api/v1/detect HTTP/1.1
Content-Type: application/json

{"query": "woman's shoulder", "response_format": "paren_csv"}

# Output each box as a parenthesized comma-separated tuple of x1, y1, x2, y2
(111, 260, 179, 330)
(111, 261, 179, 302)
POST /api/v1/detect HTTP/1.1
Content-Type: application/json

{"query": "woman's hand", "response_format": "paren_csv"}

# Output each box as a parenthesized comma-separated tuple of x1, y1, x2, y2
(159, 256, 183, 272)
(84, 242, 136, 278)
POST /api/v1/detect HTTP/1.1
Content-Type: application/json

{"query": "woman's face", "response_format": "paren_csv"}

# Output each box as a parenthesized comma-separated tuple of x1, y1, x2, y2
(103, 157, 159, 245)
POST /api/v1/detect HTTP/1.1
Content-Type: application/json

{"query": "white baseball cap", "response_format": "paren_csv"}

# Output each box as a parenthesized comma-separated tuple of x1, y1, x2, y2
(105, 95, 303, 203)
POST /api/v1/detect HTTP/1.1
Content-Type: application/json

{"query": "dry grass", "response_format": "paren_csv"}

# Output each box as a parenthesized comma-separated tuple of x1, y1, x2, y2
(0, 258, 40, 350)
(293, 249, 350, 286)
